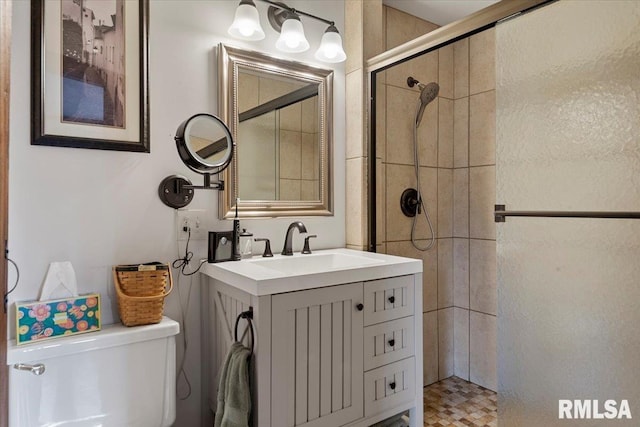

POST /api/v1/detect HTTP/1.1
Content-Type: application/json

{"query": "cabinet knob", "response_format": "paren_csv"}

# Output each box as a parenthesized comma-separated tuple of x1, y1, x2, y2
(388, 339, 395, 347)
(356, 303, 364, 311)
(388, 296, 395, 304)
(389, 382, 396, 390)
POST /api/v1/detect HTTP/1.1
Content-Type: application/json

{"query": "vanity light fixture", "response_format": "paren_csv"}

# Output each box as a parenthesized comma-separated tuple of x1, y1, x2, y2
(227, 0, 346, 63)
(228, 0, 265, 40)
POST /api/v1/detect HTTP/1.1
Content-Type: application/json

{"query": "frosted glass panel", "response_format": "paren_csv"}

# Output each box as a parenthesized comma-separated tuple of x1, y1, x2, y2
(497, 219, 640, 426)
(497, 1, 640, 426)
(497, 1, 640, 211)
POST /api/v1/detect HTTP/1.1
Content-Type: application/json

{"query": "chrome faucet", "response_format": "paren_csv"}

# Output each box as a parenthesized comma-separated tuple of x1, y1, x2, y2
(281, 221, 308, 255)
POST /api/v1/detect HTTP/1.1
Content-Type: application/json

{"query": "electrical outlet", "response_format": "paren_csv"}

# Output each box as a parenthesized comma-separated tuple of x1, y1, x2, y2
(176, 209, 208, 241)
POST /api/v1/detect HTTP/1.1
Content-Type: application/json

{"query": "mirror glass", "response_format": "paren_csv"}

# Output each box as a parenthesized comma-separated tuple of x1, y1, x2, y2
(176, 113, 233, 174)
(219, 44, 333, 218)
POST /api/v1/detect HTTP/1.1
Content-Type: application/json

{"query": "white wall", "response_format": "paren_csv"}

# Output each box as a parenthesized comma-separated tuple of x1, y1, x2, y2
(8, 0, 345, 425)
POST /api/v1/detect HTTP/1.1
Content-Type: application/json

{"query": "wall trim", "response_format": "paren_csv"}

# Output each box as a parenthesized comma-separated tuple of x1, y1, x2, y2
(0, 0, 11, 424)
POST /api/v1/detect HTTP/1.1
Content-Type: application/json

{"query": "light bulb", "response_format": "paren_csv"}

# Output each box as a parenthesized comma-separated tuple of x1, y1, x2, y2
(228, 0, 265, 41)
(275, 15, 309, 53)
(315, 25, 346, 63)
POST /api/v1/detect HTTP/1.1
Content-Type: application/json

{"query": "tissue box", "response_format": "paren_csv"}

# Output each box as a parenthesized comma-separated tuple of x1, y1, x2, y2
(15, 294, 101, 345)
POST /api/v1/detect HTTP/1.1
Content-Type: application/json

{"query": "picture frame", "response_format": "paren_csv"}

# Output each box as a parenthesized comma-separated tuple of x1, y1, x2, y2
(31, 0, 150, 152)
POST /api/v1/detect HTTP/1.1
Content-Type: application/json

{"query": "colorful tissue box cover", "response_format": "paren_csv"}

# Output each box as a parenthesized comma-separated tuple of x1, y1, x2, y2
(16, 294, 101, 345)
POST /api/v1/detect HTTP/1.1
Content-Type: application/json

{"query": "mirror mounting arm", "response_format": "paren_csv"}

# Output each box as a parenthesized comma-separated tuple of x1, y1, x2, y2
(182, 174, 225, 191)
(158, 174, 225, 209)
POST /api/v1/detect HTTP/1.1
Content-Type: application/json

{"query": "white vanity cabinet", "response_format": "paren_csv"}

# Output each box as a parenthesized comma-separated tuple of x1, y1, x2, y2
(201, 249, 423, 427)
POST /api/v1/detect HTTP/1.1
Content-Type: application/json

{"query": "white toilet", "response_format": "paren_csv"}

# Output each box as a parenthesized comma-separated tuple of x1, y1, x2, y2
(7, 316, 179, 427)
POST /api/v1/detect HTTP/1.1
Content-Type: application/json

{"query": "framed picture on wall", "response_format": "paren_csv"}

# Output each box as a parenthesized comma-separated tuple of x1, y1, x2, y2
(31, 0, 150, 152)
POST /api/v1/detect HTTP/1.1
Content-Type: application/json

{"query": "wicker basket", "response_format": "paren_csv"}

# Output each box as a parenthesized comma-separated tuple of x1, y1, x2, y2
(113, 263, 173, 327)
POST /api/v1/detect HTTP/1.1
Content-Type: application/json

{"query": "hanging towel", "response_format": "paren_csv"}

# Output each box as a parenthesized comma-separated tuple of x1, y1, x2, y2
(215, 342, 252, 427)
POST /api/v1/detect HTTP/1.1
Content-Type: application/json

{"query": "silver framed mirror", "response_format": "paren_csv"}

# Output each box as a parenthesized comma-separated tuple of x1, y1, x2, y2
(218, 43, 333, 218)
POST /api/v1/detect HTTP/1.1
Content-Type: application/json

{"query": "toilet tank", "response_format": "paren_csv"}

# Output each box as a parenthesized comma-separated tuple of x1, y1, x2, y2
(7, 317, 179, 427)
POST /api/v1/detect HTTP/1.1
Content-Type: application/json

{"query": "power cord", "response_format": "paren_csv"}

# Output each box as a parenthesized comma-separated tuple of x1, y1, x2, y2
(172, 224, 205, 401)
(172, 227, 206, 276)
(4, 257, 19, 313)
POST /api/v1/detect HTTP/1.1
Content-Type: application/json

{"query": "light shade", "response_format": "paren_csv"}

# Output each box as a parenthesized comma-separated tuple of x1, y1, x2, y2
(228, 0, 265, 41)
(275, 15, 310, 53)
(315, 25, 347, 63)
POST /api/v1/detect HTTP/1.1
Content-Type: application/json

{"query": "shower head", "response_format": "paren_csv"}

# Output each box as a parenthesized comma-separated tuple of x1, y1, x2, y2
(416, 82, 440, 127)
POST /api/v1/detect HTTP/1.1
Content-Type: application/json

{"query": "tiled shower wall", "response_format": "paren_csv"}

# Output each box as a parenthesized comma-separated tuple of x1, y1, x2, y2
(376, 9, 497, 391)
(451, 29, 497, 391)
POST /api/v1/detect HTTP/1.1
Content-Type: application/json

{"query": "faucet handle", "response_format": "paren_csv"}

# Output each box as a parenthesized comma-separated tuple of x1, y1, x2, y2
(254, 238, 273, 257)
(302, 235, 317, 254)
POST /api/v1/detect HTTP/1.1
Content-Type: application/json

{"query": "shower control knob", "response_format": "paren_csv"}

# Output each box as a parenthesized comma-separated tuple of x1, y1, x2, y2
(356, 303, 364, 311)
(388, 339, 395, 347)
(388, 296, 395, 304)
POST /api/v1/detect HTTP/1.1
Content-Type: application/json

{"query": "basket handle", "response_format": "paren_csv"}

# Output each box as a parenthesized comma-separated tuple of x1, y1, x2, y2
(112, 266, 174, 301)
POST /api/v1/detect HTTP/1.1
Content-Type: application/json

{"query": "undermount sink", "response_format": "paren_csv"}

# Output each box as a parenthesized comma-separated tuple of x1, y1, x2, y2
(201, 248, 422, 296)
(249, 252, 382, 275)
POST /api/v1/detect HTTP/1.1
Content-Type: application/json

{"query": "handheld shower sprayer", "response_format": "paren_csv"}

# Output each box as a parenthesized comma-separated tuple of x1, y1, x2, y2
(400, 76, 440, 251)
(407, 77, 440, 127)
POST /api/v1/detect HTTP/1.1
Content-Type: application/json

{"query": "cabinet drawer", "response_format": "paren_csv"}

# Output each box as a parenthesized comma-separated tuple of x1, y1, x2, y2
(364, 357, 415, 418)
(364, 316, 414, 371)
(363, 275, 414, 326)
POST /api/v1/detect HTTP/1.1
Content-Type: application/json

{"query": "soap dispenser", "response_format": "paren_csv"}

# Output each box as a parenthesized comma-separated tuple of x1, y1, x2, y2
(239, 229, 253, 259)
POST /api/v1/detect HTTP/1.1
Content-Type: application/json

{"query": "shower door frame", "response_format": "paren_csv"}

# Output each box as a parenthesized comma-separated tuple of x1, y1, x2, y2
(365, 0, 553, 251)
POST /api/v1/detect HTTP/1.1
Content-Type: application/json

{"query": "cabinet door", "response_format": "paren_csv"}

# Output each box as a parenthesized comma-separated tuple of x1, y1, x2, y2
(272, 283, 364, 427)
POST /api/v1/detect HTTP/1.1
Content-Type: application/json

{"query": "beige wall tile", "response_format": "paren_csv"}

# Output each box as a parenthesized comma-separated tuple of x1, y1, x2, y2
(279, 179, 301, 200)
(375, 78, 386, 160)
(300, 180, 317, 201)
(301, 133, 316, 180)
(438, 44, 454, 99)
(347, 244, 365, 251)
(345, 0, 363, 74)
(470, 239, 497, 315)
(386, 240, 438, 312)
(469, 166, 496, 240)
(280, 103, 301, 132)
(469, 28, 495, 95)
(376, 159, 386, 245)
(453, 307, 470, 380)
(301, 97, 317, 134)
(453, 38, 469, 99)
(386, 50, 438, 91)
(437, 169, 453, 238)
(346, 157, 365, 246)
(363, 0, 384, 60)
(438, 308, 454, 380)
(453, 168, 469, 238)
(453, 97, 469, 167)
(423, 311, 439, 386)
(346, 70, 364, 159)
(385, 85, 437, 167)
(470, 312, 497, 391)
(438, 98, 454, 168)
(385, 6, 439, 50)
(279, 130, 301, 179)
(453, 238, 469, 309)
(385, 164, 437, 242)
(376, 243, 386, 254)
(469, 90, 496, 166)
(238, 72, 259, 113)
(259, 77, 302, 103)
(437, 238, 453, 308)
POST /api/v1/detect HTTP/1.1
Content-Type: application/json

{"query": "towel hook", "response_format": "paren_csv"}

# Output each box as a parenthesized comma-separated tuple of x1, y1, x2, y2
(234, 307, 254, 359)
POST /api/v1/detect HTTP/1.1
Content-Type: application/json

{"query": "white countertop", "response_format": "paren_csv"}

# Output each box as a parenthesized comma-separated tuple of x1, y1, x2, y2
(200, 248, 422, 296)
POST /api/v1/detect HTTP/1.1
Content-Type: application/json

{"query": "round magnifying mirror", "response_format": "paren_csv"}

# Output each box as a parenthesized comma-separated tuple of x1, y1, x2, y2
(175, 113, 234, 174)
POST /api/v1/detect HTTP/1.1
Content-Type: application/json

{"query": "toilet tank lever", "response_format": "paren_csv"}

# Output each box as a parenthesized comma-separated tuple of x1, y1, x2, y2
(13, 363, 45, 376)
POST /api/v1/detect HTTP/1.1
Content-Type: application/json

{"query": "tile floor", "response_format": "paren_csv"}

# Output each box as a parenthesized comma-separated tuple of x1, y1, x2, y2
(423, 376, 497, 427)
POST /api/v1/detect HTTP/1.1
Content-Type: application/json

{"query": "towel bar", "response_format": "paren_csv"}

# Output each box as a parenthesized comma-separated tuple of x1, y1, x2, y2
(234, 307, 254, 359)
(495, 205, 640, 222)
